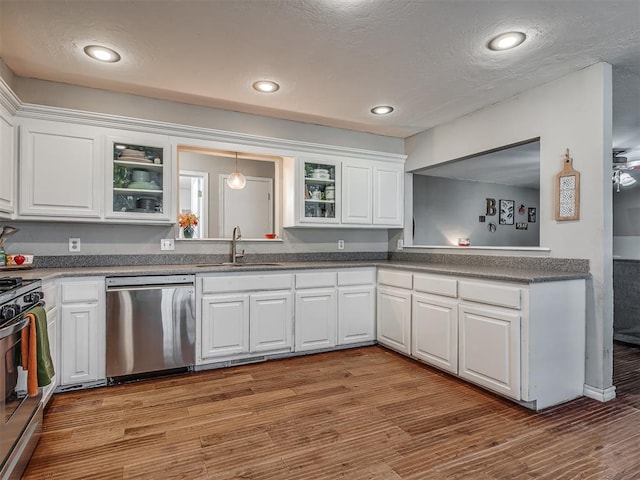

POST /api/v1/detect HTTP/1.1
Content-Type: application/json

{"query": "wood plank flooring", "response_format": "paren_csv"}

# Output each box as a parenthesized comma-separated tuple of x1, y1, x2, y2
(23, 344, 640, 479)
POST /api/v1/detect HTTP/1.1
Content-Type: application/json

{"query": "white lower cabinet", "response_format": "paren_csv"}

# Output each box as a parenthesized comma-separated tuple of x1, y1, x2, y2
(295, 288, 337, 352)
(376, 269, 585, 410)
(59, 278, 105, 386)
(458, 303, 521, 400)
(198, 273, 294, 363)
(250, 291, 293, 353)
(412, 293, 458, 375)
(338, 285, 375, 344)
(201, 294, 250, 359)
(376, 286, 411, 355)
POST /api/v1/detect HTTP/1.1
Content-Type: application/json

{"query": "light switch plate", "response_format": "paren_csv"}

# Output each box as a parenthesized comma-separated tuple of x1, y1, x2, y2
(338, 239, 345, 250)
(397, 239, 403, 250)
(160, 238, 175, 251)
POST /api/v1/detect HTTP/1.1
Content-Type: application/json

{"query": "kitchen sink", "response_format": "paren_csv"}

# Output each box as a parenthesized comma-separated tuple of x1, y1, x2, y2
(195, 262, 283, 267)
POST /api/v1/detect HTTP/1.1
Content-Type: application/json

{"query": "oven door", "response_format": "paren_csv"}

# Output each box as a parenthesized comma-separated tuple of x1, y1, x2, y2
(1, 315, 42, 473)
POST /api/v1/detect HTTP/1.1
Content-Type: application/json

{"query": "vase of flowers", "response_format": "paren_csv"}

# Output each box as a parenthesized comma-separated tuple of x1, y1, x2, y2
(178, 212, 199, 238)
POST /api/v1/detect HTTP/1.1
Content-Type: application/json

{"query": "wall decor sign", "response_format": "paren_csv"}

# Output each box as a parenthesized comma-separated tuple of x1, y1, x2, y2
(487, 222, 497, 233)
(499, 199, 515, 225)
(518, 204, 526, 215)
(478, 215, 486, 223)
(528, 207, 536, 223)
(555, 148, 580, 221)
(516, 222, 528, 230)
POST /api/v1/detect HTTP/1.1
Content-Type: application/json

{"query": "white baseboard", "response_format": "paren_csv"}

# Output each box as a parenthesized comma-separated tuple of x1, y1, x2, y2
(583, 384, 617, 402)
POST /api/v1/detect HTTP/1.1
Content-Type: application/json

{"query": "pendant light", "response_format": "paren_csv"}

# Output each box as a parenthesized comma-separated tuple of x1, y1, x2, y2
(227, 152, 246, 190)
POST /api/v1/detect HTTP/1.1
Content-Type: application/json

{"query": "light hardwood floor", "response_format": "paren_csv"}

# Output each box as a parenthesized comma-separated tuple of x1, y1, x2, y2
(24, 344, 640, 479)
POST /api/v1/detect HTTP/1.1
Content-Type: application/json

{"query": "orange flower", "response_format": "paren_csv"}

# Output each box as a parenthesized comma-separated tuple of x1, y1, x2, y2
(178, 212, 199, 228)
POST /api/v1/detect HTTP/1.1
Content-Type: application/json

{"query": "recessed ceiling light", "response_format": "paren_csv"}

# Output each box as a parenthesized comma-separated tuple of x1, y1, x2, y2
(487, 31, 527, 51)
(371, 105, 394, 115)
(84, 45, 121, 63)
(252, 80, 280, 93)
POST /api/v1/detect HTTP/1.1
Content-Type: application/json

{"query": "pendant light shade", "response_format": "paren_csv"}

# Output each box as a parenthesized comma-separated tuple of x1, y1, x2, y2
(227, 152, 246, 190)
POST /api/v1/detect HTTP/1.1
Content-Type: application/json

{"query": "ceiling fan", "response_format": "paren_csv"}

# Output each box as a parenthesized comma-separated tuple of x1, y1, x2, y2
(612, 149, 640, 191)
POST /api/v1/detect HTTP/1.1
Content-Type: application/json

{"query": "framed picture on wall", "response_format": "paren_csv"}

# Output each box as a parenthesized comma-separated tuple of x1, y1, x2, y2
(528, 207, 537, 223)
(499, 199, 515, 225)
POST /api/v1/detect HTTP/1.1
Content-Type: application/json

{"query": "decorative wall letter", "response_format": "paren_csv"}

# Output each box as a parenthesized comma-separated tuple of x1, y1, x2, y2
(485, 198, 496, 216)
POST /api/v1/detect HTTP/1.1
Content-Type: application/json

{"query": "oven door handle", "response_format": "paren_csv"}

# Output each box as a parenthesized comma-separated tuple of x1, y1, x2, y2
(0, 316, 29, 340)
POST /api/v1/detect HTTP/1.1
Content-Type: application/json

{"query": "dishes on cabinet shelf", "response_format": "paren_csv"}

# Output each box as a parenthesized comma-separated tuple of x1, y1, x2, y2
(118, 156, 154, 163)
(311, 168, 331, 179)
(127, 181, 161, 190)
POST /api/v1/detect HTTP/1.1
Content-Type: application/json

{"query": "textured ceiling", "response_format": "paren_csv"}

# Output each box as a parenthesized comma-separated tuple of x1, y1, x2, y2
(0, 0, 638, 143)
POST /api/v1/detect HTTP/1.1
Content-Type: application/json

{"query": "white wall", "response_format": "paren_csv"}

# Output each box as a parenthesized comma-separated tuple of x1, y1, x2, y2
(405, 63, 613, 394)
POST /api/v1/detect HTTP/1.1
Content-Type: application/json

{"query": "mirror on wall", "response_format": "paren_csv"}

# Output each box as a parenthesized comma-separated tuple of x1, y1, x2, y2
(411, 139, 541, 248)
(177, 146, 282, 240)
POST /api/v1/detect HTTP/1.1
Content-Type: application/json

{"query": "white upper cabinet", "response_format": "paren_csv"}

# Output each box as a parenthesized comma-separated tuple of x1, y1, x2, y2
(0, 106, 15, 216)
(341, 160, 373, 224)
(283, 155, 405, 229)
(373, 162, 403, 226)
(104, 133, 172, 223)
(19, 119, 102, 219)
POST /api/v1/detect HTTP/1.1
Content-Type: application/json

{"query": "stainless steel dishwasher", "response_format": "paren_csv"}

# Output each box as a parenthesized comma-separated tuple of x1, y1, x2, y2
(106, 275, 195, 379)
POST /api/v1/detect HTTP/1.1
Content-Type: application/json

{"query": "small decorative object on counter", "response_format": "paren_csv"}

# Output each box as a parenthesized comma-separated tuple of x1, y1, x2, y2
(458, 238, 470, 247)
(178, 212, 199, 239)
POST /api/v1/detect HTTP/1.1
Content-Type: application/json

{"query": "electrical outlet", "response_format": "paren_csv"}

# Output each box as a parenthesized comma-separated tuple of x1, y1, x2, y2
(69, 238, 81, 253)
(338, 239, 345, 250)
(160, 238, 175, 251)
(397, 239, 404, 250)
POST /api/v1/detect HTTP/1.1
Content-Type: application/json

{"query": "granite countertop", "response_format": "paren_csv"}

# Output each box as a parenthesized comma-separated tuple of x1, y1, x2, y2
(0, 260, 590, 284)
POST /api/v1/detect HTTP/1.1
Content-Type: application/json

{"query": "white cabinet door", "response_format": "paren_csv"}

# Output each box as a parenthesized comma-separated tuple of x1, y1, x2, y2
(19, 120, 102, 218)
(377, 286, 411, 354)
(295, 288, 337, 352)
(338, 285, 375, 344)
(201, 294, 249, 359)
(341, 161, 372, 224)
(458, 303, 521, 400)
(412, 293, 458, 374)
(373, 163, 403, 226)
(250, 291, 293, 353)
(60, 303, 101, 385)
(0, 107, 15, 216)
(42, 306, 58, 404)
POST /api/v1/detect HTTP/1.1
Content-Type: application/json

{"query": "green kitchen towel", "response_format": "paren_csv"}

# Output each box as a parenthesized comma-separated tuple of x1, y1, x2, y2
(28, 306, 55, 387)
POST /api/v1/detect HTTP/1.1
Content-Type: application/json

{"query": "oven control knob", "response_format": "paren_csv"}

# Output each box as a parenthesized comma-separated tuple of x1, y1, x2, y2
(1, 304, 19, 320)
(23, 292, 43, 304)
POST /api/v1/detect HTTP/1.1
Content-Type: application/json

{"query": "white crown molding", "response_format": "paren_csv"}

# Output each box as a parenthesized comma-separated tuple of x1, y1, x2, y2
(583, 384, 616, 402)
(0, 76, 21, 114)
(15, 103, 407, 163)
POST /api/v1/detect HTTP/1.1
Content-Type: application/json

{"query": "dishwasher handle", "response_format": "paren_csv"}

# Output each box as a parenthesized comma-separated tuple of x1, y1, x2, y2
(106, 283, 194, 293)
(106, 275, 195, 289)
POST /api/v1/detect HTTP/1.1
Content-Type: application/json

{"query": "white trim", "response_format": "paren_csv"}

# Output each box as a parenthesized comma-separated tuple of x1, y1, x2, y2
(583, 384, 616, 402)
(404, 245, 552, 252)
(15, 103, 407, 163)
(0, 77, 20, 114)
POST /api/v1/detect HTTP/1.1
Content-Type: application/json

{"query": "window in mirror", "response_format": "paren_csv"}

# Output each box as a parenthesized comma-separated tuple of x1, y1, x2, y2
(178, 146, 282, 239)
(411, 139, 540, 247)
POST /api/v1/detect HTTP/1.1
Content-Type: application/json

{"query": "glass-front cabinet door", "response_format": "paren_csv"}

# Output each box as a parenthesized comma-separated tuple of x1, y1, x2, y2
(105, 134, 172, 222)
(300, 157, 340, 224)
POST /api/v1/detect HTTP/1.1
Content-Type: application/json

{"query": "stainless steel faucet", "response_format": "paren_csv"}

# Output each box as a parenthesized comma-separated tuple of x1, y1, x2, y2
(231, 225, 244, 264)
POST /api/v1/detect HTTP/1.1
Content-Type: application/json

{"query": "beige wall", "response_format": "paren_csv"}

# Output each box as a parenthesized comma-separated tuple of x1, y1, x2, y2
(405, 63, 614, 394)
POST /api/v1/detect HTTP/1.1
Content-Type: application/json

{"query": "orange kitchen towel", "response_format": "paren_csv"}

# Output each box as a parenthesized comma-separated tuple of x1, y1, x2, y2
(20, 314, 38, 396)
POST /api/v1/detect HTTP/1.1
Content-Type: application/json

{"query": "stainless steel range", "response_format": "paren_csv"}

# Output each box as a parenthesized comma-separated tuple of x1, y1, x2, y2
(0, 277, 44, 480)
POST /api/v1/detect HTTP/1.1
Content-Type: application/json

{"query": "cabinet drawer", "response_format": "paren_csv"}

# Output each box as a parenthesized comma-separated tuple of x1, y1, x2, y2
(378, 269, 412, 290)
(458, 280, 521, 309)
(61, 280, 101, 303)
(413, 274, 457, 297)
(338, 269, 375, 286)
(202, 274, 293, 294)
(296, 271, 337, 289)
